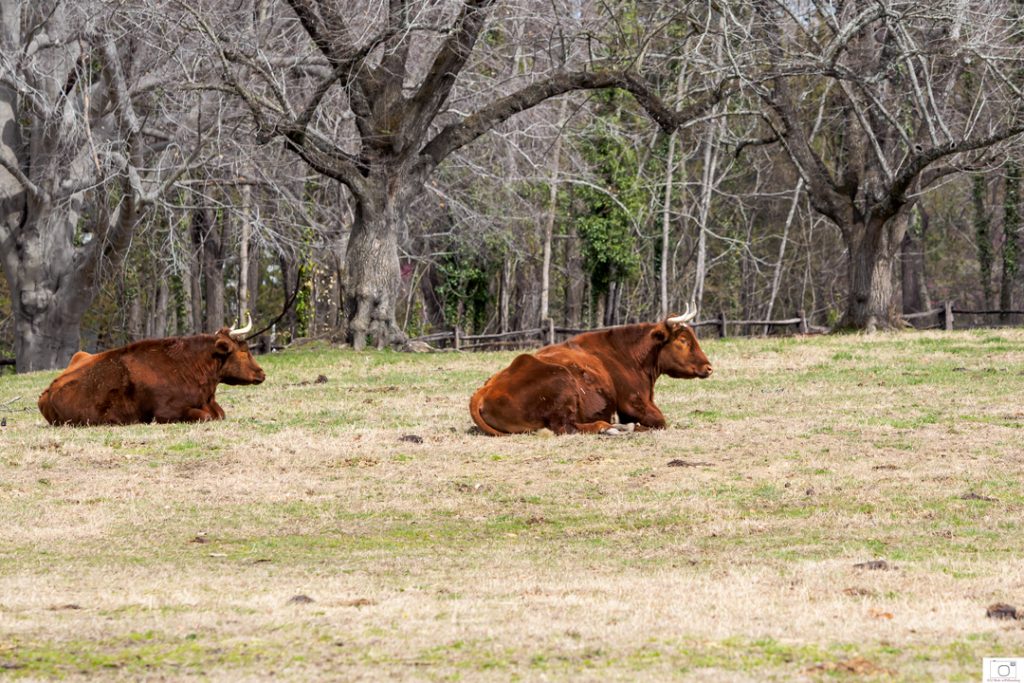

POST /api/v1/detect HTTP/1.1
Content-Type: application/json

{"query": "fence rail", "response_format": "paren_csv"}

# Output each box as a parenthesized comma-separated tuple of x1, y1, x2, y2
(2, 301, 1020, 370)
(410, 309, 823, 350)
(901, 301, 1024, 330)
(409, 301, 1024, 350)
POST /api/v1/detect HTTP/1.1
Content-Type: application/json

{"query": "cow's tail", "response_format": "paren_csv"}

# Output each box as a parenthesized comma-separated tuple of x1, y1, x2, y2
(469, 388, 505, 436)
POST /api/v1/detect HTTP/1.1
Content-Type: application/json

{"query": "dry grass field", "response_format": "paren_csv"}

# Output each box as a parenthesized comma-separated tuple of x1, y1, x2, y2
(1, 329, 1023, 681)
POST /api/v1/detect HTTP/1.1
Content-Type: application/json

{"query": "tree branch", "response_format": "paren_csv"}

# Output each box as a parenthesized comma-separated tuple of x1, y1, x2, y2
(402, 0, 497, 151)
(421, 69, 733, 167)
(279, 130, 368, 199)
(763, 78, 846, 223)
(0, 153, 46, 201)
(284, 0, 372, 119)
(888, 125, 1024, 213)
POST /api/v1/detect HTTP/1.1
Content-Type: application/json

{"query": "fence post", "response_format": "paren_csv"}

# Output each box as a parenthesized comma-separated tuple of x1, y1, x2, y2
(454, 327, 461, 350)
(798, 309, 809, 335)
(942, 301, 954, 331)
(718, 311, 727, 338)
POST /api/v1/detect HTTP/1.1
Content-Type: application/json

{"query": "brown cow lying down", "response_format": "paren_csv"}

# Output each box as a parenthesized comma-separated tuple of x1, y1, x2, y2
(470, 306, 712, 436)
(38, 317, 265, 426)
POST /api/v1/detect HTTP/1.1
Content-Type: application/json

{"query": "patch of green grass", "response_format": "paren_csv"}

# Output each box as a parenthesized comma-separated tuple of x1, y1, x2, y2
(1, 633, 282, 678)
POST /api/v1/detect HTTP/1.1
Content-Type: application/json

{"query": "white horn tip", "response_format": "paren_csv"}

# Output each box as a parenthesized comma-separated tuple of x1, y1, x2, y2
(667, 301, 697, 325)
(229, 311, 254, 338)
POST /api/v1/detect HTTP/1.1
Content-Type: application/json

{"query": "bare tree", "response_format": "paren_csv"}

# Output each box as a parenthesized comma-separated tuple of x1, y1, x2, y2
(185, 0, 731, 348)
(0, 1, 203, 370)
(749, 0, 1024, 330)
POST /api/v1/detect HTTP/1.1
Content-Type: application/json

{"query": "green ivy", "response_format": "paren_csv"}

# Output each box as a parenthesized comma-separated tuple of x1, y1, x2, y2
(571, 99, 648, 296)
(973, 174, 993, 305)
(435, 245, 497, 334)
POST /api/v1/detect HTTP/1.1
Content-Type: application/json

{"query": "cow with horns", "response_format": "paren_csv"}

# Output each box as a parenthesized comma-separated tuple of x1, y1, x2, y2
(469, 306, 713, 436)
(38, 315, 265, 426)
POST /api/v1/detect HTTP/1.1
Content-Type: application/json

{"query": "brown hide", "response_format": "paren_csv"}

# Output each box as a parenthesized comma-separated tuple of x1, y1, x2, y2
(38, 329, 265, 426)
(469, 320, 712, 436)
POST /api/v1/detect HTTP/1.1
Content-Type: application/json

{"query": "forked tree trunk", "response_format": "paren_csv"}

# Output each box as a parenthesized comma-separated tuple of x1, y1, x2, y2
(842, 214, 906, 331)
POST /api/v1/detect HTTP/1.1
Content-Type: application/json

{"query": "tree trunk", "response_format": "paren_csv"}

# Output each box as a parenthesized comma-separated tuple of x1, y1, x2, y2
(202, 207, 226, 332)
(693, 123, 719, 314)
(4, 195, 92, 371)
(1000, 161, 1020, 320)
(239, 180, 252, 318)
(842, 215, 905, 331)
(900, 205, 931, 317)
(154, 277, 169, 338)
(127, 283, 143, 341)
(765, 180, 803, 333)
(247, 249, 261, 319)
(660, 129, 677, 319)
(279, 255, 297, 341)
(540, 100, 568, 323)
(563, 221, 584, 327)
(500, 254, 513, 333)
(973, 174, 994, 307)
(189, 210, 204, 333)
(344, 179, 408, 350)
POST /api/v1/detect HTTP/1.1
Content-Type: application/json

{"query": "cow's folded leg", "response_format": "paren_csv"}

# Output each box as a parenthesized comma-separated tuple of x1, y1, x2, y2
(610, 423, 636, 432)
(208, 400, 226, 420)
(161, 407, 217, 422)
(573, 420, 617, 434)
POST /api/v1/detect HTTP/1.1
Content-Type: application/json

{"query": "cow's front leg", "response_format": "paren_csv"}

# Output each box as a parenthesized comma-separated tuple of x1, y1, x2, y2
(571, 420, 618, 434)
(156, 405, 217, 423)
(207, 400, 226, 420)
(184, 407, 217, 422)
(618, 400, 667, 430)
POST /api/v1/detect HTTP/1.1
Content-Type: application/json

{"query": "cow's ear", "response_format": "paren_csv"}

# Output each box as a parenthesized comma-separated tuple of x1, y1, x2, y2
(214, 337, 233, 357)
(651, 324, 670, 344)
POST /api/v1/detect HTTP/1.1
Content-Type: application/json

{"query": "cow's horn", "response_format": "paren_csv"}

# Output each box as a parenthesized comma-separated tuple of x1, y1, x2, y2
(667, 301, 697, 326)
(229, 311, 253, 339)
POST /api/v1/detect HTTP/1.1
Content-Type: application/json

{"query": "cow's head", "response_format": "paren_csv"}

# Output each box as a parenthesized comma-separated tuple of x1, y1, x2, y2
(214, 314, 265, 385)
(653, 304, 713, 379)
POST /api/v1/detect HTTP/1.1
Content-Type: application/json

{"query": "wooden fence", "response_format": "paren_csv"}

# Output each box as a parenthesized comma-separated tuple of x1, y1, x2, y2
(903, 302, 1024, 330)
(411, 310, 823, 350)
(410, 302, 1024, 351)
(0, 302, 1020, 369)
